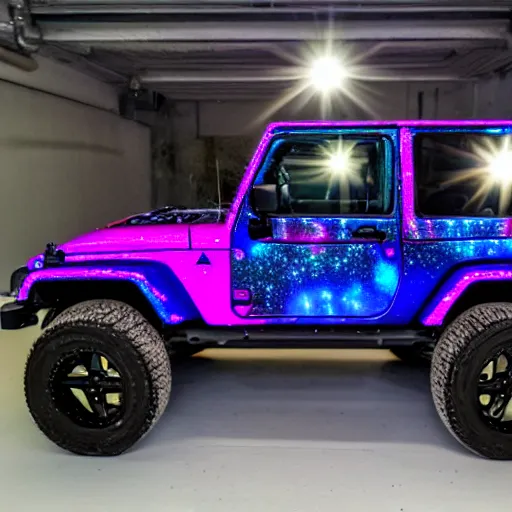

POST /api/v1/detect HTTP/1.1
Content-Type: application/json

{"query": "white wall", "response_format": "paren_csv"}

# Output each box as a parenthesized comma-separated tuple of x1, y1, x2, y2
(0, 78, 151, 288)
(0, 54, 119, 113)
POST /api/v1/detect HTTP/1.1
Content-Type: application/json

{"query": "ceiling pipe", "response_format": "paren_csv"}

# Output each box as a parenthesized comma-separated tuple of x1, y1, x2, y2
(29, 0, 512, 4)
(0, 21, 13, 35)
(29, 6, 512, 15)
(0, 0, 13, 39)
(36, 20, 508, 43)
(28, 0, 512, 15)
(0, 1, 38, 69)
(8, 0, 42, 53)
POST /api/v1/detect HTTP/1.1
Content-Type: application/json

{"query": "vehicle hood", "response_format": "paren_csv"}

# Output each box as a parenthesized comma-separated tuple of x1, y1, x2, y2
(59, 224, 193, 254)
(30, 206, 231, 262)
(105, 205, 228, 228)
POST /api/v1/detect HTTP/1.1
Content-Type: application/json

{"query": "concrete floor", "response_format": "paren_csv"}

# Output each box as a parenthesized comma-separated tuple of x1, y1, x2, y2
(0, 318, 510, 511)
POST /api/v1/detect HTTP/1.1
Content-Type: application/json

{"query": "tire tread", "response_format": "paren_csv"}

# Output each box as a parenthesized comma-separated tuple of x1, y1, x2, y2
(24, 299, 171, 455)
(431, 302, 512, 459)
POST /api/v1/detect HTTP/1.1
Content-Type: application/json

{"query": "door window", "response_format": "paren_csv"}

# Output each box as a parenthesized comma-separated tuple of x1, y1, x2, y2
(257, 135, 393, 216)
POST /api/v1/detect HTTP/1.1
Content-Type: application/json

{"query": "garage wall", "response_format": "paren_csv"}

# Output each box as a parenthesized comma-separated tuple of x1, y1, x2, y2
(0, 78, 151, 289)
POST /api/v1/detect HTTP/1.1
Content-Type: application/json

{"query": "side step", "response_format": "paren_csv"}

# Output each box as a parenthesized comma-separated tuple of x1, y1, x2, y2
(184, 327, 436, 349)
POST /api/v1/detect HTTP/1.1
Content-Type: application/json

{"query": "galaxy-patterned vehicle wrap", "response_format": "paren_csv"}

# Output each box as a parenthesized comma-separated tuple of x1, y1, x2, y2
(16, 120, 512, 329)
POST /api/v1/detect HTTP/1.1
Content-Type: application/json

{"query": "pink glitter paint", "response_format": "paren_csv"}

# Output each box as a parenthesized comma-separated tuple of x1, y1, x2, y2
(59, 224, 190, 254)
(19, 251, 268, 326)
(423, 269, 512, 326)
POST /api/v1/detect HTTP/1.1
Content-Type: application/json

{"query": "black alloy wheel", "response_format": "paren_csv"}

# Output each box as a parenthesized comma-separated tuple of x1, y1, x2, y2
(50, 351, 125, 429)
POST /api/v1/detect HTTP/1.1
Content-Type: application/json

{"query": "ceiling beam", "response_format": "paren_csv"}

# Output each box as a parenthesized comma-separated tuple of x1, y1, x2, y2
(37, 19, 509, 44)
(29, 0, 512, 15)
(139, 69, 468, 84)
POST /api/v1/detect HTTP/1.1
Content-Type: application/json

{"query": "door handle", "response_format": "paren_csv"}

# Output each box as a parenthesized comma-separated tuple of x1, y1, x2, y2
(350, 226, 387, 242)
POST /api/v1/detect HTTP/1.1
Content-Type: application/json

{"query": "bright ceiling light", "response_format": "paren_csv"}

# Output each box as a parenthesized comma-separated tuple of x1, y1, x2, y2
(309, 56, 345, 92)
(488, 151, 512, 183)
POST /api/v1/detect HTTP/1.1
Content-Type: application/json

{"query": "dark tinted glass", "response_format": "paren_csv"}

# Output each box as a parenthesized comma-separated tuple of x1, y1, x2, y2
(261, 136, 392, 215)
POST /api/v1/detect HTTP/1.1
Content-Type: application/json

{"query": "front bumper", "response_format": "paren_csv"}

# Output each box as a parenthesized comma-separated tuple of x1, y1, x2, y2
(0, 302, 39, 331)
(0, 301, 38, 330)
(0, 266, 38, 330)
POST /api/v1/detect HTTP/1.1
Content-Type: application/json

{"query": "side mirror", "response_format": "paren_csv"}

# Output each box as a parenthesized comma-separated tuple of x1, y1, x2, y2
(251, 184, 278, 214)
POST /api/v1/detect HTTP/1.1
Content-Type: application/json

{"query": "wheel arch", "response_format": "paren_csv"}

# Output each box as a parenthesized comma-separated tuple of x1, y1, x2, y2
(21, 263, 203, 331)
(419, 264, 512, 328)
(442, 280, 512, 326)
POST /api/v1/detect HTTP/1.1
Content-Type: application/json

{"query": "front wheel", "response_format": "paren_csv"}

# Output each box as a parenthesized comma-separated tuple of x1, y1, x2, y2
(24, 300, 171, 456)
(431, 303, 512, 459)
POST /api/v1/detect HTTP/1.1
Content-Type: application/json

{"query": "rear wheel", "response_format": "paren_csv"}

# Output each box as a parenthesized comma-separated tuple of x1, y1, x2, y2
(431, 303, 512, 459)
(24, 299, 171, 456)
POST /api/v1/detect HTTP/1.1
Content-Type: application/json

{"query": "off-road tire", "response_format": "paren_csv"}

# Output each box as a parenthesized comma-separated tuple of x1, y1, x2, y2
(24, 299, 171, 456)
(431, 302, 512, 459)
(390, 344, 433, 366)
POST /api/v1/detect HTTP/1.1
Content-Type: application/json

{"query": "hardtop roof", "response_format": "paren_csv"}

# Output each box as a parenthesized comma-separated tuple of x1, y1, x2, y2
(267, 120, 512, 132)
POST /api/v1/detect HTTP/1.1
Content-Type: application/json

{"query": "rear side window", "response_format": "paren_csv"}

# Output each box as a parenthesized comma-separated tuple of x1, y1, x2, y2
(260, 135, 393, 215)
(414, 132, 512, 217)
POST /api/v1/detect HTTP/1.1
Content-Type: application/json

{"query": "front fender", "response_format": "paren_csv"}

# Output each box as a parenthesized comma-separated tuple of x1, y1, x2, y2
(17, 262, 202, 326)
(420, 264, 512, 326)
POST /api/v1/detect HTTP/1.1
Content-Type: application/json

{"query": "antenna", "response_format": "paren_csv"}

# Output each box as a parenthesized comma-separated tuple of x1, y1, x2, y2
(215, 157, 222, 217)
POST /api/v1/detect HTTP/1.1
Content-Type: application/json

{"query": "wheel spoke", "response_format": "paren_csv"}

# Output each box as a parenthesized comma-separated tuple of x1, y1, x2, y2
(478, 377, 505, 394)
(90, 353, 102, 371)
(501, 348, 512, 368)
(87, 391, 107, 418)
(61, 377, 90, 389)
(491, 396, 510, 421)
(99, 377, 123, 392)
(50, 349, 125, 428)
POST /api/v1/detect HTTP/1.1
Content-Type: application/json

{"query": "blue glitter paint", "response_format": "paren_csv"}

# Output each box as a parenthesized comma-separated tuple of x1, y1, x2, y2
(406, 218, 512, 241)
(399, 239, 512, 322)
(231, 123, 512, 325)
(231, 126, 402, 318)
(232, 215, 401, 318)
(271, 217, 398, 242)
(375, 261, 400, 294)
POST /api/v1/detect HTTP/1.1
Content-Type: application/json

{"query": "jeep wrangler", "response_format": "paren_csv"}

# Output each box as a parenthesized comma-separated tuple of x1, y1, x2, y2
(3, 120, 512, 459)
